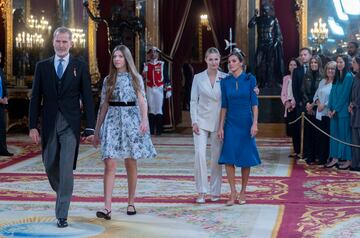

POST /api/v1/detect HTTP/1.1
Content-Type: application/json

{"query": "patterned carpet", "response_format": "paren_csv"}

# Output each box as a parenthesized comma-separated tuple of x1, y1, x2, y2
(0, 134, 359, 238)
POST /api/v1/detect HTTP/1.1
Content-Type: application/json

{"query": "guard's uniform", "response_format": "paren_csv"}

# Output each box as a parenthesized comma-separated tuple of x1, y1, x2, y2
(143, 59, 172, 135)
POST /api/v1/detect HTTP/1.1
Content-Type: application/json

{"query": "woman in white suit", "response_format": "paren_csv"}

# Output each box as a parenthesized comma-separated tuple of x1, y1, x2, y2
(190, 47, 227, 203)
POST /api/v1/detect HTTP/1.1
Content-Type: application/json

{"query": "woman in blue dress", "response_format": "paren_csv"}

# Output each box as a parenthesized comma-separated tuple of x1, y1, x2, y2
(325, 54, 353, 169)
(217, 49, 261, 206)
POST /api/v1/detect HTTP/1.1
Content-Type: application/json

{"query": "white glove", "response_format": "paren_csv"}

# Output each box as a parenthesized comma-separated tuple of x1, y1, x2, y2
(166, 91, 172, 98)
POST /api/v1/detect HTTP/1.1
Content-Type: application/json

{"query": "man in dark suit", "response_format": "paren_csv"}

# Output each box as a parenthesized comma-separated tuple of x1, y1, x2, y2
(292, 47, 312, 159)
(29, 27, 95, 228)
(0, 51, 13, 156)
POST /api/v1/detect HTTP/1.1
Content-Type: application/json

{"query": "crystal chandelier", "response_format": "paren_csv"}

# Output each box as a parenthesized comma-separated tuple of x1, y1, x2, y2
(310, 18, 329, 48)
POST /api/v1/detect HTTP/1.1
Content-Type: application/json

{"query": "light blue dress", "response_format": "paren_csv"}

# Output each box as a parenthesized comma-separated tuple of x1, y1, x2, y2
(99, 72, 157, 160)
(218, 73, 261, 167)
(328, 72, 353, 161)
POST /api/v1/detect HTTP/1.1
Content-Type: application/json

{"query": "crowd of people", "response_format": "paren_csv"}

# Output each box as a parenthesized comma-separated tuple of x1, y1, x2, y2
(281, 41, 360, 171)
(24, 25, 359, 228)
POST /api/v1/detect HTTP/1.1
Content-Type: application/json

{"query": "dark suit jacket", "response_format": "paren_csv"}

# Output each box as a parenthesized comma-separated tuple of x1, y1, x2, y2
(0, 68, 9, 152)
(292, 66, 305, 114)
(0, 68, 8, 99)
(29, 55, 95, 169)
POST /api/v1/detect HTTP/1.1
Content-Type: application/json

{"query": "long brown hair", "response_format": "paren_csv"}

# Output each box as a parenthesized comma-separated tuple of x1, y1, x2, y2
(308, 55, 324, 77)
(105, 45, 142, 101)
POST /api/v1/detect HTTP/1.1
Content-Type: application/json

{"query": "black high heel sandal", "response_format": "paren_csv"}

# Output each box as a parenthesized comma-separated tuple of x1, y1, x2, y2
(127, 204, 137, 215)
(96, 208, 112, 220)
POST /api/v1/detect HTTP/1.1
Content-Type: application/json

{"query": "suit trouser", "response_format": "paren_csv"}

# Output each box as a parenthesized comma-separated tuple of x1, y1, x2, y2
(43, 112, 77, 219)
(286, 109, 300, 154)
(352, 127, 360, 168)
(0, 105, 8, 153)
(303, 114, 317, 161)
(315, 116, 330, 163)
(193, 128, 222, 196)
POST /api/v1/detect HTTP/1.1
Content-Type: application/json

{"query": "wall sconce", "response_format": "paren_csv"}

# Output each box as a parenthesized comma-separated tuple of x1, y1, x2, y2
(15, 32, 44, 49)
(15, 14, 52, 49)
(14, 13, 52, 87)
(200, 14, 211, 31)
(197, 14, 211, 61)
(69, 28, 86, 48)
(27, 15, 52, 33)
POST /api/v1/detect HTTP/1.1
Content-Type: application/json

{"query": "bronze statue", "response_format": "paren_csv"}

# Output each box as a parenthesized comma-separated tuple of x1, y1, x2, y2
(248, 3, 284, 88)
(83, 1, 143, 54)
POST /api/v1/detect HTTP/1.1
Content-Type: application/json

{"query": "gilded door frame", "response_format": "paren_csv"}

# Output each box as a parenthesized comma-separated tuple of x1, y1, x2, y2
(0, 0, 13, 82)
(296, 0, 308, 49)
(1, 0, 100, 85)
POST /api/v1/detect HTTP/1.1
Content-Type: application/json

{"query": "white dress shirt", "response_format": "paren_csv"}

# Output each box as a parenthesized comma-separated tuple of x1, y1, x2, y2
(54, 54, 70, 73)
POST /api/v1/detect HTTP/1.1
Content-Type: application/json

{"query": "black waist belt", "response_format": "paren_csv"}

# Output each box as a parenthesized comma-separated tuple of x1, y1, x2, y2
(109, 101, 136, 106)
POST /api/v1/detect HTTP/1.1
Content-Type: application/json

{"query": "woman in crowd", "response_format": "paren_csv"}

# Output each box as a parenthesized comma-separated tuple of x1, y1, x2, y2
(349, 56, 360, 171)
(217, 48, 261, 206)
(326, 55, 353, 169)
(93, 45, 156, 219)
(190, 47, 227, 203)
(313, 61, 336, 165)
(281, 58, 301, 158)
(302, 55, 323, 165)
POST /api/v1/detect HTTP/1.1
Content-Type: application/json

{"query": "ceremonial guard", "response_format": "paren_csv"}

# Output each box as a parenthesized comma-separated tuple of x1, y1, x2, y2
(142, 47, 172, 135)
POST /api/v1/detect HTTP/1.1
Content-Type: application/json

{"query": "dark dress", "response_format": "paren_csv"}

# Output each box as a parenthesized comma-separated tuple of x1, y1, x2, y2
(218, 73, 261, 167)
(350, 76, 360, 169)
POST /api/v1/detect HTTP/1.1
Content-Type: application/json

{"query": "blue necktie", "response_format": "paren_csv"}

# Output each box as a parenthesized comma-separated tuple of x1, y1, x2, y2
(57, 59, 64, 79)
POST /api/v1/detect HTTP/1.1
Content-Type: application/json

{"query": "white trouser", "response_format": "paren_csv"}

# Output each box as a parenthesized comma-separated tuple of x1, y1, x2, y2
(147, 86, 164, 115)
(193, 128, 222, 196)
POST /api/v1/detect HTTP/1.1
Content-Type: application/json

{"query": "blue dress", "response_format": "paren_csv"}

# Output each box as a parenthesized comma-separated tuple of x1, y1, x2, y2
(218, 73, 261, 167)
(328, 72, 353, 161)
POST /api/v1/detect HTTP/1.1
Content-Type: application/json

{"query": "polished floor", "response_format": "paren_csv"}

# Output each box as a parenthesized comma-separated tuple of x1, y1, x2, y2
(0, 134, 359, 238)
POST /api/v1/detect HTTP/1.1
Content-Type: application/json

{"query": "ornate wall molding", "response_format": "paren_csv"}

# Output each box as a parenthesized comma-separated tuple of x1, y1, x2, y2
(0, 0, 6, 18)
(1, 0, 13, 82)
(88, 0, 100, 85)
(295, 0, 308, 49)
(235, 0, 259, 60)
(235, 0, 249, 57)
(145, 0, 159, 48)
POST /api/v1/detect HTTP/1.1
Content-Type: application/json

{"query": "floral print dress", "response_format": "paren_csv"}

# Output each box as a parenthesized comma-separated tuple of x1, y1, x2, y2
(99, 72, 157, 160)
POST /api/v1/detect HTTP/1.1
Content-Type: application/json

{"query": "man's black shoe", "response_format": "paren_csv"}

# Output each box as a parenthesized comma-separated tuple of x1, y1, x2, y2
(57, 218, 68, 228)
(0, 151, 13, 156)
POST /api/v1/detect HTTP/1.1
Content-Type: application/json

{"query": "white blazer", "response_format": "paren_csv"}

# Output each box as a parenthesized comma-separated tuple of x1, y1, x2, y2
(190, 70, 228, 132)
